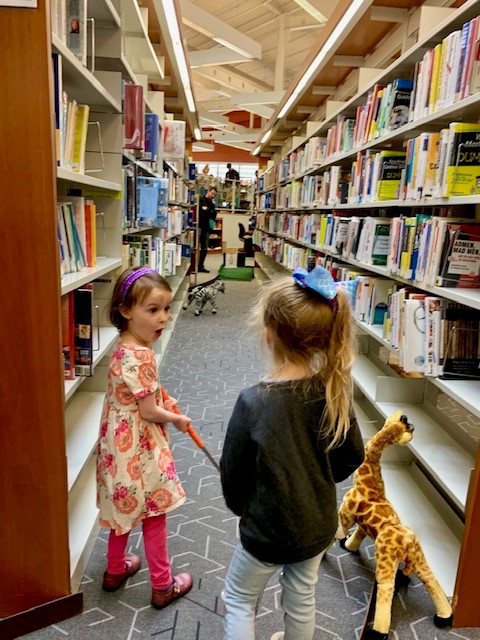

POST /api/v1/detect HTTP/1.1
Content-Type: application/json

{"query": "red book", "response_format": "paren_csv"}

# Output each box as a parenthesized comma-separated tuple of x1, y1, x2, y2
(61, 292, 75, 380)
(124, 83, 145, 150)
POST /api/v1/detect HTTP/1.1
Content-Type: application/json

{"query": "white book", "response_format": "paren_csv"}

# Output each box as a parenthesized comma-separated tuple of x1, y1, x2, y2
(445, 30, 462, 107)
(403, 299, 426, 373)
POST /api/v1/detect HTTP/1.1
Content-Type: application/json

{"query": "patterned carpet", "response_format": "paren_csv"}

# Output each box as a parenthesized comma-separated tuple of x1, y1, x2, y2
(22, 272, 480, 640)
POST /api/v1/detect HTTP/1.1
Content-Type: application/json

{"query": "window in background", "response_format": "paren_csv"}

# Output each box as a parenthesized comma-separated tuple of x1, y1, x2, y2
(195, 163, 258, 182)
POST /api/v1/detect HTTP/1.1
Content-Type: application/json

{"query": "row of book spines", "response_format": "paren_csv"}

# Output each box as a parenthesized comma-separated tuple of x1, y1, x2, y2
(121, 238, 184, 277)
(347, 274, 480, 377)
(61, 284, 93, 380)
(410, 15, 480, 122)
(57, 199, 97, 276)
(52, 54, 90, 172)
(269, 124, 480, 208)
(255, 213, 480, 288)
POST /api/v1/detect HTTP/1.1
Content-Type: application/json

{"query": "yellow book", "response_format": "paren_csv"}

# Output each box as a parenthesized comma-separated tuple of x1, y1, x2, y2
(318, 215, 328, 247)
(444, 123, 480, 196)
(428, 43, 442, 114)
(71, 104, 90, 173)
(434, 37, 448, 111)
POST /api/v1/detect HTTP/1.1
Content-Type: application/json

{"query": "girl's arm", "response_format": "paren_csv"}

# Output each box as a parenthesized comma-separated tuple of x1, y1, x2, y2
(220, 393, 256, 515)
(138, 393, 190, 432)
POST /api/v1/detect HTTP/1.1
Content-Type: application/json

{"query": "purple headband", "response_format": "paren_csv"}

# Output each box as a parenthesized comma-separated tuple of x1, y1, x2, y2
(292, 266, 358, 311)
(120, 268, 157, 303)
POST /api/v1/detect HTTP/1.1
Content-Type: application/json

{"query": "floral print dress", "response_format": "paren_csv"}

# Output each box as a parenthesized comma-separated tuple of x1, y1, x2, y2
(96, 340, 186, 534)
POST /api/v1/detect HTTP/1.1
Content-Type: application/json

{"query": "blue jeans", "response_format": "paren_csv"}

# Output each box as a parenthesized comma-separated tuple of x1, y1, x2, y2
(222, 543, 326, 640)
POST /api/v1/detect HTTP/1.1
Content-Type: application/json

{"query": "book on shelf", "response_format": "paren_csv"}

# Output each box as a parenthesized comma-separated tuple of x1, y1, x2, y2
(124, 83, 145, 150)
(61, 292, 75, 380)
(386, 79, 414, 131)
(66, 0, 87, 66)
(73, 284, 93, 377)
(136, 176, 169, 228)
(402, 298, 426, 374)
(436, 222, 480, 288)
(424, 297, 443, 376)
(52, 53, 62, 166)
(368, 278, 394, 326)
(144, 113, 159, 162)
(375, 151, 406, 201)
(163, 120, 186, 159)
(70, 103, 89, 173)
(440, 123, 480, 197)
(441, 306, 480, 379)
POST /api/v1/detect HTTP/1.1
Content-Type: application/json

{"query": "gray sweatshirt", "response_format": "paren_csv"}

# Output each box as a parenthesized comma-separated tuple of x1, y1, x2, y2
(220, 380, 364, 564)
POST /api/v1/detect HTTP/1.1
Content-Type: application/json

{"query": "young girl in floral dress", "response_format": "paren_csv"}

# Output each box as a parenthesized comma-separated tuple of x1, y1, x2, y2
(97, 266, 193, 608)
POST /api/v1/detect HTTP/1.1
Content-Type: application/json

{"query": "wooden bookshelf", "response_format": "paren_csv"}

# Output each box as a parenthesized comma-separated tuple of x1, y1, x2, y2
(0, 0, 192, 636)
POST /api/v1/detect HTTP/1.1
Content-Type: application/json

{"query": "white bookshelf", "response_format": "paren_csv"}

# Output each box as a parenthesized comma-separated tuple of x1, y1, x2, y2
(254, 1, 480, 604)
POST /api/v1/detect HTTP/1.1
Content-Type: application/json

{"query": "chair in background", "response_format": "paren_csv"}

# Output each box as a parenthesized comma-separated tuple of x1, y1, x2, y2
(238, 222, 254, 258)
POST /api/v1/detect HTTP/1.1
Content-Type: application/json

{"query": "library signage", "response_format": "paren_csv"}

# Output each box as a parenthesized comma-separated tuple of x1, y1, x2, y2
(1, 0, 37, 6)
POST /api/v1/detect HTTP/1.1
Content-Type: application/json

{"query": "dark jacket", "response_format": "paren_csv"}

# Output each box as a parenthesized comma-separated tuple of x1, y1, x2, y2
(220, 381, 364, 564)
(199, 194, 216, 230)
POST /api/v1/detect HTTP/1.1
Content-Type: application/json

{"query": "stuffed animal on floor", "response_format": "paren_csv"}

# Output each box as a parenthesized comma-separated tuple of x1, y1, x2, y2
(183, 280, 225, 316)
(338, 410, 453, 639)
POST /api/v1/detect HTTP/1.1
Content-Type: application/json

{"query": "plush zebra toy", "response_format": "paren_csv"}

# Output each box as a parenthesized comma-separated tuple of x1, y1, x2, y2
(183, 281, 226, 316)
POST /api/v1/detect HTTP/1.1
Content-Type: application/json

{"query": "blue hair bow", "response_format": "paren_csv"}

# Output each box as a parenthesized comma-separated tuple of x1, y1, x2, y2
(292, 266, 358, 310)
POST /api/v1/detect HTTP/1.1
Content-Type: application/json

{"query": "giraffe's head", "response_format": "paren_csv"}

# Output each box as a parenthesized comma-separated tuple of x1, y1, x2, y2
(365, 410, 414, 456)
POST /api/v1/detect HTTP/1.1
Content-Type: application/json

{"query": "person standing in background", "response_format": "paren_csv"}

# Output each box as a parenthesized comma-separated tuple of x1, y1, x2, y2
(198, 186, 217, 273)
(225, 163, 240, 185)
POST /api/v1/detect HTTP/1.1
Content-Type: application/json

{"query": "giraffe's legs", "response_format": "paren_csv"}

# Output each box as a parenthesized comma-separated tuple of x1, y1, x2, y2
(409, 547, 453, 625)
(344, 526, 367, 552)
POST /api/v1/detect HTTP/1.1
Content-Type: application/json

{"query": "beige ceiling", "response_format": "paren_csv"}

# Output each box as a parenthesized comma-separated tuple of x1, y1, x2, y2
(145, 0, 464, 155)
(179, 0, 337, 151)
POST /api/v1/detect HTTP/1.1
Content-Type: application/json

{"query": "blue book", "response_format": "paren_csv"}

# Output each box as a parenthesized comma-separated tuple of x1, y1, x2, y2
(144, 113, 159, 161)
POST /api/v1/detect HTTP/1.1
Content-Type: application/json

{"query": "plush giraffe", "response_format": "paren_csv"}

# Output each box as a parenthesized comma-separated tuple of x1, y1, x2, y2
(338, 410, 453, 639)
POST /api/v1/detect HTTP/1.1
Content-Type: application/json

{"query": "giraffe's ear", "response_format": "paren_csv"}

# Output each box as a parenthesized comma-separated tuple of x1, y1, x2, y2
(385, 410, 403, 425)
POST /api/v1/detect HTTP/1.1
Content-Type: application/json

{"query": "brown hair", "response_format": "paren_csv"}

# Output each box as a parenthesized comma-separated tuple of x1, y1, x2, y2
(254, 275, 356, 449)
(109, 267, 172, 332)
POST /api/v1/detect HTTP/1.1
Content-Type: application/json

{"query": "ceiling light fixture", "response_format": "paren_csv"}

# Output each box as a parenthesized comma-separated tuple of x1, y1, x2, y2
(252, 145, 261, 156)
(194, 128, 202, 140)
(278, 0, 371, 119)
(162, 0, 197, 113)
(260, 130, 272, 144)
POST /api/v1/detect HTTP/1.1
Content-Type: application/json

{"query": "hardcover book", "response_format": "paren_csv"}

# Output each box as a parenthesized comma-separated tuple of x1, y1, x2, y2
(73, 284, 93, 377)
(436, 223, 480, 288)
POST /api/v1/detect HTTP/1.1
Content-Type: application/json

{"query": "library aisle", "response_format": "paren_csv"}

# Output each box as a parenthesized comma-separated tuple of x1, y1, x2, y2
(22, 279, 480, 640)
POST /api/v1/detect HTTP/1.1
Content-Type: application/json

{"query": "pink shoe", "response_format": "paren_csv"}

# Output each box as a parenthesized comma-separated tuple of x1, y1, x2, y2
(151, 573, 193, 609)
(102, 554, 141, 591)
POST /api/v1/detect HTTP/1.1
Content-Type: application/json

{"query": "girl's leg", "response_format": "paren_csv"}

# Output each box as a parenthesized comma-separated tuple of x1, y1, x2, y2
(142, 514, 173, 589)
(280, 549, 326, 640)
(223, 544, 279, 640)
(106, 529, 130, 574)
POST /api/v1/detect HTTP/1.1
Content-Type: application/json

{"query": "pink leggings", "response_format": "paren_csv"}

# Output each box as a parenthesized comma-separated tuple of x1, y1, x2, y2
(107, 514, 173, 590)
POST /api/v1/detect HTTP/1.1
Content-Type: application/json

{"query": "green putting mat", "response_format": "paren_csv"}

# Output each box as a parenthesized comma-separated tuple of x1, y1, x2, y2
(218, 265, 254, 281)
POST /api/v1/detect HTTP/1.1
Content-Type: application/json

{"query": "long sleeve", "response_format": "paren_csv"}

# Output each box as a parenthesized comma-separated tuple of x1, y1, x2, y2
(328, 410, 364, 483)
(220, 394, 257, 516)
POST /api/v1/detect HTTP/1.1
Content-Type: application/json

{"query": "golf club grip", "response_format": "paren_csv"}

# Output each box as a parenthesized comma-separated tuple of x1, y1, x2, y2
(187, 425, 205, 449)
(160, 387, 205, 449)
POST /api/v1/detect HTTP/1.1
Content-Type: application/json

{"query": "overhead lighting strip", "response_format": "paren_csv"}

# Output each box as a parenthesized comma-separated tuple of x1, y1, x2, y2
(255, 0, 371, 154)
(162, 0, 197, 113)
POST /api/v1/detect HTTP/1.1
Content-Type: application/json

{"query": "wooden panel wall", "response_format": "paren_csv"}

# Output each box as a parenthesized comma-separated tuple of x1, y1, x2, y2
(0, 0, 71, 616)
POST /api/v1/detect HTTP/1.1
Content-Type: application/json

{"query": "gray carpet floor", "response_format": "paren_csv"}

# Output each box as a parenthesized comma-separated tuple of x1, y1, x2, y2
(22, 270, 480, 640)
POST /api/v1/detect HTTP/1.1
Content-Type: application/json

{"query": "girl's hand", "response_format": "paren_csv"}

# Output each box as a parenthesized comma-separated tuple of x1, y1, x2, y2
(174, 414, 191, 433)
(163, 396, 178, 411)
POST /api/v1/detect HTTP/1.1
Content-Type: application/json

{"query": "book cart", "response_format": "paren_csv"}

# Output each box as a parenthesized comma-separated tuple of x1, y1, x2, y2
(254, 0, 480, 628)
(0, 1, 192, 636)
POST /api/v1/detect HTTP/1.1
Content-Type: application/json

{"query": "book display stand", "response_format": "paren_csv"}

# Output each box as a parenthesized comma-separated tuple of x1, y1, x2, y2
(255, 0, 480, 628)
(0, 1, 192, 637)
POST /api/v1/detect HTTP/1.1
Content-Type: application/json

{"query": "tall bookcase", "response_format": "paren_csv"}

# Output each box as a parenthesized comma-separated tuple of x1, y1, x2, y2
(254, 0, 480, 628)
(0, 1, 191, 636)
